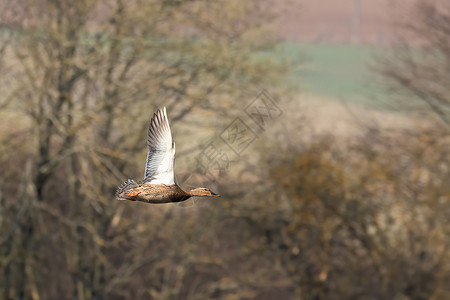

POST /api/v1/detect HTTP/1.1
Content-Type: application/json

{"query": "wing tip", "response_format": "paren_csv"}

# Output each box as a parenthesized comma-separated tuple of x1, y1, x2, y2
(155, 106, 167, 117)
(148, 107, 171, 141)
(153, 107, 169, 129)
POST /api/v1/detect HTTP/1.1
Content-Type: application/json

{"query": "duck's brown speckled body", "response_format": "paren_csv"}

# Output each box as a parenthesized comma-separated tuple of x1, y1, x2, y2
(116, 107, 220, 204)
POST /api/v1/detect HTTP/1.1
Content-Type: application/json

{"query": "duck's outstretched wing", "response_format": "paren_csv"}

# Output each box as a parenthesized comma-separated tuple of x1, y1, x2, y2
(143, 107, 175, 185)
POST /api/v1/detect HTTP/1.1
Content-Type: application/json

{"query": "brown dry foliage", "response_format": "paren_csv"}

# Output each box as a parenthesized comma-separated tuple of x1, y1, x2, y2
(268, 129, 450, 299)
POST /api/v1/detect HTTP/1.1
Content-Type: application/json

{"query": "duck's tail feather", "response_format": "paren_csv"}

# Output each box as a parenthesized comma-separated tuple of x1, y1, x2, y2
(116, 179, 139, 199)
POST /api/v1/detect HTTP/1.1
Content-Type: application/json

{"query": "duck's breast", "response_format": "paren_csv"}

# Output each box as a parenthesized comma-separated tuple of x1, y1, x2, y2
(138, 184, 190, 203)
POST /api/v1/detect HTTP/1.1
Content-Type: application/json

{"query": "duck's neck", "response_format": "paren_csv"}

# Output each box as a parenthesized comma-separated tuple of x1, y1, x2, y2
(187, 188, 210, 197)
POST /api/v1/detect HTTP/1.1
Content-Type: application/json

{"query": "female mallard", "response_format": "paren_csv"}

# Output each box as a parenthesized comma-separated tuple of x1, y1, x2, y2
(116, 107, 220, 204)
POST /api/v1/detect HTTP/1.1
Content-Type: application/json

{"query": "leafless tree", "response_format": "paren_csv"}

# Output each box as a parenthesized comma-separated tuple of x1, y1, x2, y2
(374, 0, 450, 129)
(0, 0, 287, 299)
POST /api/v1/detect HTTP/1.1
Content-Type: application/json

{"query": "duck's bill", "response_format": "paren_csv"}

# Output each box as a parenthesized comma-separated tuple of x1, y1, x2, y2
(211, 191, 220, 197)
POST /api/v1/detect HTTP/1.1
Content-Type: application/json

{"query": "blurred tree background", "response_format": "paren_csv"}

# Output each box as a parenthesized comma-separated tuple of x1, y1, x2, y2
(1, 0, 450, 299)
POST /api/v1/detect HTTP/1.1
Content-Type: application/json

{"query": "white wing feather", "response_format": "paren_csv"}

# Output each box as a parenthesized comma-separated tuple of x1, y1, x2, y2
(144, 107, 175, 185)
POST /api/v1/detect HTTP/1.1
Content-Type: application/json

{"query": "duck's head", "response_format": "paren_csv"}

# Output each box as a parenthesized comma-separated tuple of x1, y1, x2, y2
(188, 187, 220, 197)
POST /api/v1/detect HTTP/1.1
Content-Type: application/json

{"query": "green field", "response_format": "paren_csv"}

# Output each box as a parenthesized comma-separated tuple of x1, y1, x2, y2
(274, 42, 385, 106)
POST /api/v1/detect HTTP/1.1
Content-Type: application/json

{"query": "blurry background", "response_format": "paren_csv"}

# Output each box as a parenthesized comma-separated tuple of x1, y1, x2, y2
(1, 0, 450, 299)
